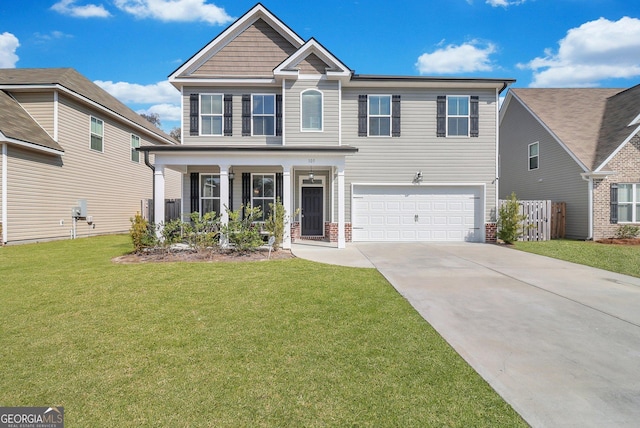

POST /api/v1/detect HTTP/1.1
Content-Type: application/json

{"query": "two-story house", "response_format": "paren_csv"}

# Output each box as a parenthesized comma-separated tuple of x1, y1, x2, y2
(0, 68, 181, 245)
(141, 3, 514, 249)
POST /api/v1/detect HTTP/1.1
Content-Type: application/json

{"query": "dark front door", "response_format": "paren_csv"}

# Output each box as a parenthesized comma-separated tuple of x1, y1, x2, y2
(302, 187, 323, 236)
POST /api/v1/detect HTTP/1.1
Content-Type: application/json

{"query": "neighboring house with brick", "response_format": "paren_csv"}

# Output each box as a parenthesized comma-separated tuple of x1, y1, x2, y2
(0, 68, 181, 245)
(499, 86, 640, 240)
(142, 3, 514, 249)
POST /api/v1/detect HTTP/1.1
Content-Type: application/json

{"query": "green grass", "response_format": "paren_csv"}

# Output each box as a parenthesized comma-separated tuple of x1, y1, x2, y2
(0, 235, 525, 427)
(514, 239, 640, 278)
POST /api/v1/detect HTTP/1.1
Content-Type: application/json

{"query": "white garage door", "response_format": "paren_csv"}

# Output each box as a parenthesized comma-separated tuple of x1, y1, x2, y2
(352, 185, 483, 242)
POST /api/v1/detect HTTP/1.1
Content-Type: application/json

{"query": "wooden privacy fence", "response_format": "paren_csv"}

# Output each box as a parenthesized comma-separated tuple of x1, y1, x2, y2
(498, 200, 566, 241)
(141, 199, 182, 224)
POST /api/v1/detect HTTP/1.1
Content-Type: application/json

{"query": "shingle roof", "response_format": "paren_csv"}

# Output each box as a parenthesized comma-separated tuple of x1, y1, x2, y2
(0, 68, 176, 145)
(510, 87, 640, 170)
(0, 90, 64, 152)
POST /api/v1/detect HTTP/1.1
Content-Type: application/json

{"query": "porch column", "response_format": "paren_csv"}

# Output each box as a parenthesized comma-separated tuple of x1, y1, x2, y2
(219, 165, 230, 247)
(282, 166, 292, 249)
(337, 165, 346, 249)
(154, 164, 165, 238)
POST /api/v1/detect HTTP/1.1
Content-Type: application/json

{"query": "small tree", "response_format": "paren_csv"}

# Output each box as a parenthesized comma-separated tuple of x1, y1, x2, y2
(497, 192, 528, 244)
(129, 212, 156, 253)
(264, 198, 298, 251)
(221, 205, 264, 252)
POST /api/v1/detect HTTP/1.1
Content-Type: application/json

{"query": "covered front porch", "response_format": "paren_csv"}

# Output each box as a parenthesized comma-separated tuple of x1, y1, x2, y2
(139, 145, 357, 249)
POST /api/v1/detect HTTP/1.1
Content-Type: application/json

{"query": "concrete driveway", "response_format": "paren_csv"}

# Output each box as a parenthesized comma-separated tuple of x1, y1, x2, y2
(353, 242, 640, 428)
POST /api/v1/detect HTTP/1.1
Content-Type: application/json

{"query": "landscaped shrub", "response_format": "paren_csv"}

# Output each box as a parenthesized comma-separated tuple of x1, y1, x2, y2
(614, 224, 640, 239)
(183, 211, 220, 250)
(129, 212, 156, 253)
(221, 205, 264, 252)
(497, 192, 527, 244)
(264, 197, 297, 251)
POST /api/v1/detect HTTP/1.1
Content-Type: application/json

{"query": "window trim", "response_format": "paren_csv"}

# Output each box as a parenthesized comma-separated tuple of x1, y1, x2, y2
(251, 94, 276, 136)
(199, 174, 221, 216)
(617, 183, 640, 223)
(199, 93, 224, 136)
(300, 89, 323, 132)
(368, 94, 392, 137)
(251, 173, 276, 222)
(130, 134, 140, 163)
(90, 116, 104, 153)
(446, 95, 470, 137)
(528, 142, 539, 171)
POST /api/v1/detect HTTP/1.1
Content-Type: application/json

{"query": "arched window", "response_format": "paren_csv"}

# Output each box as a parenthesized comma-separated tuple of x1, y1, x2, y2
(301, 89, 322, 131)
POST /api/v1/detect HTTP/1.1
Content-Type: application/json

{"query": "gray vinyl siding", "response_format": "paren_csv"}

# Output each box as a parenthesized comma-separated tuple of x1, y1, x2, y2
(499, 97, 589, 239)
(339, 88, 499, 223)
(12, 92, 55, 138)
(284, 80, 339, 146)
(182, 86, 282, 146)
(4, 93, 180, 244)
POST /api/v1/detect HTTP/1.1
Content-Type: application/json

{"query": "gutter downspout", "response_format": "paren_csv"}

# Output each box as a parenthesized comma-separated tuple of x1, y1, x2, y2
(144, 150, 155, 222)
(2, 142, 7, 244)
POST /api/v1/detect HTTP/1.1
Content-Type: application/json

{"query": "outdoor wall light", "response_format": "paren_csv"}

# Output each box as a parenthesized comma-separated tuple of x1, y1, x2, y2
(309, 170, 314, 182)
(229, 168, 235, 180)
(414, 171, 423, 183)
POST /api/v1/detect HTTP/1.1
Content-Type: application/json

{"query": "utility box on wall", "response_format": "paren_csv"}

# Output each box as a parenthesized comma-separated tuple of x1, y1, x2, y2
(72, 199, 88, 219)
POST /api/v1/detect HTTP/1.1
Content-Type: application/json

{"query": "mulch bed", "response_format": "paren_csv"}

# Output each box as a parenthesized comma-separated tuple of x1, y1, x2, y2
(112, 248, 294, 264)
(595, 238, 640, 246)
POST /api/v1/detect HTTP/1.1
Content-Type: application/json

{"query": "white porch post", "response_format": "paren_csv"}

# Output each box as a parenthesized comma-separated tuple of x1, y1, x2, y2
(282, 166, 292, 249)
(219, 165, 230, 247)
(154, 164, 165, 238)
(337, 164, 346, 249)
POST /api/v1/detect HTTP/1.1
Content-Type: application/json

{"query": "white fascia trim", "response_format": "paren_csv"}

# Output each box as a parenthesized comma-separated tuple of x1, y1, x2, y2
(352, 182, 487, 188)
(2, 83, 175, 145)
(581, 171, 615, 180)
(171, 4, 304, 79)
(170, 78, 277, 88)
(274, 39, 351, 78)
(594, 124, 640, 172)
(629, 111, 640, 126)
(2, 142, 7, 244)
(509, 91, 589, 173)
(0, 131, 64, 156)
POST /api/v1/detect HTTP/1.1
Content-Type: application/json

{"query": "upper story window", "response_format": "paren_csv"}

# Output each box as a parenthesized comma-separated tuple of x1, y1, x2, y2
(252, 94, 275, 136)
(437, 95, 479, 137)
(200, 94, 223, 136)
(90, 116, 103, 152)
(131, 134, 140, 162)
(357, 94, 400, 137)
(252, 173, 275, 221)
(528, 142, 539, 170)
(616, 183, 640, 223)
(301, 89, 323, 131)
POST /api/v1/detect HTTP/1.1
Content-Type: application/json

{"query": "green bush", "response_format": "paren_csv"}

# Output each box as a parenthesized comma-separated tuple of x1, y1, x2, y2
(497, 192, 527, 244)
(221, 205, 264, 252)
(264, 197, 292, 251)
(183, 211, 220, 250)
(129, 212, 156, 253)
(614, 224, 640, 239)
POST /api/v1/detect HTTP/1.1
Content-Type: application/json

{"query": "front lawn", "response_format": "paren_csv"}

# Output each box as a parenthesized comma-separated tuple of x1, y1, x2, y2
(0, 235, 525, 427)
(514, 239, 640, 278)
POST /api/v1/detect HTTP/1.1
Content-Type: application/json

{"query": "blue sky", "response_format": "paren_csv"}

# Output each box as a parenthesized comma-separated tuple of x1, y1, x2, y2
(1, 0, 639, 132)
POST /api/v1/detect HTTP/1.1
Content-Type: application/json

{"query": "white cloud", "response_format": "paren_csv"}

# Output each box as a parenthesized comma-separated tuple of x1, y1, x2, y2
(94, 79, 179, 104)
(34, 31, 73, 42)
(51, 0, 111, 18)
(137, 104, 182, 122)
(486, 0, 525, 7)
(520, 16, 640, 87)
(113, 0, 233, 25)
(416, 40, 497, 74)
(0, 32, 19, 68)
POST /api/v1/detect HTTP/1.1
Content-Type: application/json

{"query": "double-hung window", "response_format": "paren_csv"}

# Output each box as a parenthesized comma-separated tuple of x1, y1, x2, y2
(131, 134, 140, 162)
(90, 116, 103, 152)
(617, 184, 640, 223)
(200, 94, 223, 135)
(301, 89, 322, 131)
(369, 95, 391, 136)
(252, 174, 275, 221)
(252, 94, 275, 136)
(447, 96, 469, 136)
(528, 142, 539, 170)
(200, 174, 220, 215)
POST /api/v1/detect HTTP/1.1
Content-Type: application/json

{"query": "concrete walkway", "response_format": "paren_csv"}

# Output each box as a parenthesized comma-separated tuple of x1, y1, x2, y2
(292, 241, 640, 427)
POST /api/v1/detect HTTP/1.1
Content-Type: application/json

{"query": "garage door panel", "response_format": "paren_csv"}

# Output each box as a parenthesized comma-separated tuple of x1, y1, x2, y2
(353, 185, 483, 242)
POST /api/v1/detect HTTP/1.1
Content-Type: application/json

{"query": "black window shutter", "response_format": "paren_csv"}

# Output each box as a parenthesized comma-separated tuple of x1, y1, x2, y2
(228, 173, 234, 211)
(189, 94, 199, 136)
(610, 183, 618, 224)
(436, 96, 446, 137)
(242, 172, 251, 218)
(276, 95, 283, 137)
(392, 95, 401, 137)
(470, 96, 479, 137)
(276, 173, 283, 201)
(224, 94, 233, 136)
(358, 95, 367, 137)
(241, 95, 251, 136)
(190, 173, 199, 214)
